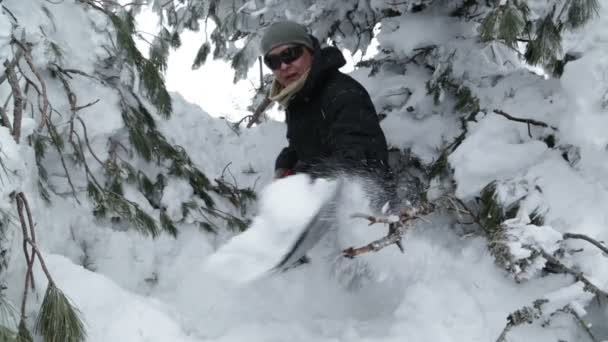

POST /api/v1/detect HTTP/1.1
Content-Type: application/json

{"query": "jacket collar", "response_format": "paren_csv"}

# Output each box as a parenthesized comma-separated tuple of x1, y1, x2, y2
(292, 36, 346, 102)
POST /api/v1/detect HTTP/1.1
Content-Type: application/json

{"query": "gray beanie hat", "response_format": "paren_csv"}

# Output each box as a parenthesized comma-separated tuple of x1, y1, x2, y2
(260, 21, 314, 56)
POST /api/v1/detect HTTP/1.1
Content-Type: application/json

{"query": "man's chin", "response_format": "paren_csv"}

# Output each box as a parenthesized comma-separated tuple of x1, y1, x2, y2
(282, 75, 300, 85)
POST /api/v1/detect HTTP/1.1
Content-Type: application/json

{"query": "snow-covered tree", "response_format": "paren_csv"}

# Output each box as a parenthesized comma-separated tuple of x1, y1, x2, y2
(139, 0, 607, 340)
(0, 0, 256, 340)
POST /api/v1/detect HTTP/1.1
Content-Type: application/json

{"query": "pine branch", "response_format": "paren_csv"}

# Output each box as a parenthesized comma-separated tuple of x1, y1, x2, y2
(15, 195, 36, 323)
(343, 204, 434, 258)
(75, 117, 105, 168)
(44, 110, 80, 204)
(245, 96, 271, 128)
(562, 305, 599, 342)
(495, 299, 546, 342)
(0, 325, 17, 341)
(563, 232, 608, 256)
(35, 285, 86, 342)
(17, 319, 32, 342)
(531, 246, 608, 299)
(492, 109, 558, 134)
(12, 38, 50, 134)
(3, 58, 23, 143)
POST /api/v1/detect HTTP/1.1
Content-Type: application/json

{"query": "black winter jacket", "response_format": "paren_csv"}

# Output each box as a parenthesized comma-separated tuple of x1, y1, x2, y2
(275, 39, 390, 177)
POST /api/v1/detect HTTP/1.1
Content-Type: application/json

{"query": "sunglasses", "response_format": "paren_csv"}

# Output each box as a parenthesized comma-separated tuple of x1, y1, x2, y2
(264, 45, 305, 70)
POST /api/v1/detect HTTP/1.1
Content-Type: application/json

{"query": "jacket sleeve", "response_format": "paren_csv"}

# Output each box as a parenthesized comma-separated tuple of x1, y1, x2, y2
(324, 85, 385, 167)
(275, 145, 298, 170)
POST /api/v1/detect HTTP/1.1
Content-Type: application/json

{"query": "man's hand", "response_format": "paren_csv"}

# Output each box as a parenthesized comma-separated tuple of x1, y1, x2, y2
(274, 168, 294, 179)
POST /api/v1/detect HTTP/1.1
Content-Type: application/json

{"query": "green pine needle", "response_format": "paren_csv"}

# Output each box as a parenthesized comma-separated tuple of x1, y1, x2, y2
(133, 206, 160, 237)
(126, 123, 153, 162)
(110, 13, 172, 117)
(122, 163, 138, 184)
(0, 295, 16, 330)
(198, 221, 216, 234)
(160, 211, 178, 237)
(149, 28, 171, 73)
(480, 10, 499, 42)
(478, 182, 503, 235)
(16, 320, 32, 342)
(138, 173, 155, 197)
(140, 61, 172, 118)
(37, 180, 51, 204)
(524, 13, 562, 65)
(35, 285, 86, 342)
(498, 4, 525, 48)
(86, 182, 103, 205)
(0, 324, 16, 342)
(33, 135, 48, 163)
(565, 0, 600, 29)
(170, 31, 181, 49)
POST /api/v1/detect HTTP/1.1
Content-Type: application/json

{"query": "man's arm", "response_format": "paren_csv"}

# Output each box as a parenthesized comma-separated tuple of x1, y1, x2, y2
(275, 145, 298, 171)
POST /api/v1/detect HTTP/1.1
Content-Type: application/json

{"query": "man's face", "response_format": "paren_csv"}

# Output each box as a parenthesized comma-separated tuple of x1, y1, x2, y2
(265, 44, 313, 87)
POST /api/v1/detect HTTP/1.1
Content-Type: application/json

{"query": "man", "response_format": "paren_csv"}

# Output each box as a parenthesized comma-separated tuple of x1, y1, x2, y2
(260, 20, 391, 181)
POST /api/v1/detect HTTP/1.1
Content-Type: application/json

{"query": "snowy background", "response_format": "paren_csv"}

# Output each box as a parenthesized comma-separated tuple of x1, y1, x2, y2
(1, 0, 608, 341)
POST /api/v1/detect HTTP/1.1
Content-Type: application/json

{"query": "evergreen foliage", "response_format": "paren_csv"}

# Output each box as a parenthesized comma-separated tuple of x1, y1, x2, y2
(16, 321, 32, 342)
(35, 285, 86, 342)
(0, 294, 16, 341)
(480, 0, 599, 72)
(110, 12, 172, 117)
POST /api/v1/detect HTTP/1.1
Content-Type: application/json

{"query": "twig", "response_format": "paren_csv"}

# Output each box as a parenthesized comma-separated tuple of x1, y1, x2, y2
(13, 38, 50, 132)
(19, 194, 38, 292)
(495, 321, 514, 342)
(233, 114, 254, 128)
(74, 99, 100, 111)
(258, 56, 264, 90)
(0, 105, 12, 132)
(1, 4, 19, 24)
(76, 116, 105, 167)
(350, 212, 399, 225)
(16, 194, 35, 321)
(563, 305, 599, 342)
(246, 97, 272, 128)
(0, 47, 23, 86)
(563, 233, 608, 256)
(3, 58, 23, 142)
(343, 224, 409, 258)
(47, 118, 81, 204)
(492, 109, 558, 131)
(343, 204, 434, 258)
(533, 246, 608, 299)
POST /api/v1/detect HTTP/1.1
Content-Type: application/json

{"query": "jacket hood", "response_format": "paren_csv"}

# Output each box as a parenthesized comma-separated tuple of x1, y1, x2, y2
(294, 35, 346, 101)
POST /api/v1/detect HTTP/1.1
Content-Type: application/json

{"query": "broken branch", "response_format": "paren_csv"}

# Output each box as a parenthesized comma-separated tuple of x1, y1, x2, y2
(492, 109, 558, 131)
(532, 246, 608, 299)
(246, 96, 272, 128)
(3, 58, 23, 142)
(563, 232, 608, 256)
(13, 39, 50, 132)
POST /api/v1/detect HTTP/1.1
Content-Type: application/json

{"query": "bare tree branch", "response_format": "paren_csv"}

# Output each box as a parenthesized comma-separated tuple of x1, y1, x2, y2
(563, 233, 608, 256)
(343, 203, 434, 258)
(532, 246, 608, 299)
(563, 305, 600, 342)
(492, 109, 558, 131)
(246, 96, 272, 128)
(13, 38, 50, 133)
(16, 194, 35, 321)
(3, 58, 23, 142)
(76, 116, 105, 168)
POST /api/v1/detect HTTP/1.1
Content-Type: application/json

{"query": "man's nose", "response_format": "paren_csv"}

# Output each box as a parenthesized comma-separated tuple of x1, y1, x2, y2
(279, 61, 290, 71)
